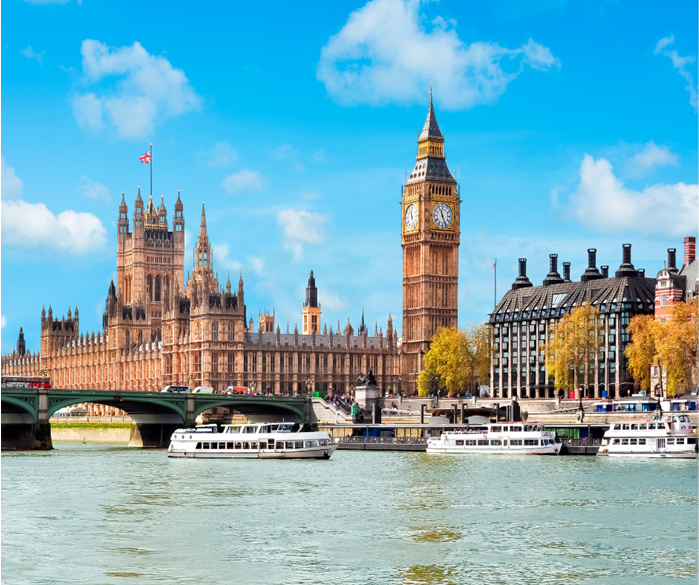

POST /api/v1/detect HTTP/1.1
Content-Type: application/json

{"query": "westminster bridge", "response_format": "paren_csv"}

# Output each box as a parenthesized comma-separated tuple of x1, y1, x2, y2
(1, 387, 313, 450)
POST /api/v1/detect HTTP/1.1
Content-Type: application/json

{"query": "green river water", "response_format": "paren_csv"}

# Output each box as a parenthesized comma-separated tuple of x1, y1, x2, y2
(2, 443, 697, 584)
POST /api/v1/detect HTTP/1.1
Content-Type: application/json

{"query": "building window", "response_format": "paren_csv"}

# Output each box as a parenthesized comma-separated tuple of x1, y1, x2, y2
(660, 294, 667, 307)
(228, 352, 234, 373)
(212, 322, 219, 341)
(228, 322, 234, 341)
(147, 275, 153, 301)
(155, 276, 161, 302)
(212, 353, 218, 373)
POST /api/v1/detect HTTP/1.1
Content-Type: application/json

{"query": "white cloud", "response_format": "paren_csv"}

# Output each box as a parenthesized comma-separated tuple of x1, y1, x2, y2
(213, 242, 244, 274)
(655, 36, 698, 111)
(72, 39, 201, 139)
(321, 290, 351, 312)
(1, 316, 6, 330)
(2, 157, 24, 198)
(196, 142, 238, 167)
(20, 46, 45, 65)
(277, 209, 331, 262)
(76, 175, 111, 202)
(317, 0, 559, 109)
(220, 168, 266, 195)
(1, 199, 108, 253)
(248, 256, 265, 275)
(301, 191, 320, 201)
(566, 154, 698, 238)
(625, 141, 679, 177)
(271, 144, 298, 160)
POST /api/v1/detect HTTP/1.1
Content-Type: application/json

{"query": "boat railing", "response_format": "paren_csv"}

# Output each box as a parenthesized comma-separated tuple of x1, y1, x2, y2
(338, 436, 427, 445)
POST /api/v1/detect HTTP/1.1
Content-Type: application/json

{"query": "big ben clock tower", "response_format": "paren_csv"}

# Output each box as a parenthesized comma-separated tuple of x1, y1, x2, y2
(401, 87, 460, 394)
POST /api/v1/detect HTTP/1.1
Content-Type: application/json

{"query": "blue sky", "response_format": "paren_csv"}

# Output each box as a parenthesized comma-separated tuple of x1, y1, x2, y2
(2, 0, 697, 354)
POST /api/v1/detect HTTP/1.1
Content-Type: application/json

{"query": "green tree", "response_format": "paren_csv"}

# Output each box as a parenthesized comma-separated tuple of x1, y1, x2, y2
(543, 304, 603, 398)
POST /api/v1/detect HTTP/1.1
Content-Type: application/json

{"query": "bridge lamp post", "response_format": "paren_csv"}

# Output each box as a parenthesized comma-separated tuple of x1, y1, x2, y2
(306, 379, 311, 397)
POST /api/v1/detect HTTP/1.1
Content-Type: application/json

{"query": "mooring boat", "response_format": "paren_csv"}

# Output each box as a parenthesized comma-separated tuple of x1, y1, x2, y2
(598, 413, 697, 458)
(426, 422, 562, 455)
(167, 422, 337, 459)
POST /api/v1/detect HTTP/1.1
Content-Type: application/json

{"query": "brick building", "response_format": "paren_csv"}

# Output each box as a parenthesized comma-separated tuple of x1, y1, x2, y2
(2, 192, 399, 409)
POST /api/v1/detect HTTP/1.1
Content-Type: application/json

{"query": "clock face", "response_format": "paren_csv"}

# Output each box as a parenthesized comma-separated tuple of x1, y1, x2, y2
(433, 203, 453, 229)
(405, 204, 418, 230)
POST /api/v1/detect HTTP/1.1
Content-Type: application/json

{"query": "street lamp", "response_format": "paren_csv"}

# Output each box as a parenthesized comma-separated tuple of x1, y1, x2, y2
(306, 379, 312, 397)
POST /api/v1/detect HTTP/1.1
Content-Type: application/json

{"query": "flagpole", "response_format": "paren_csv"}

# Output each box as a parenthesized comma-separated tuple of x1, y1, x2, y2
(150, 143, 153, 197)
(494, 259, 497, 309)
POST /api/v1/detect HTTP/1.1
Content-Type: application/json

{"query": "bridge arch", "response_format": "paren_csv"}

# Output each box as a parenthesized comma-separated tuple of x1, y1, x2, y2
(1, 395, 38, 423)
(192, 397, 307, 423)
(45, 392, 187, 422)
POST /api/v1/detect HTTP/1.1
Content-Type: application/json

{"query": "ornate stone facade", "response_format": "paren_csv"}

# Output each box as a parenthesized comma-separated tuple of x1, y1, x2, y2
(400, 91, 460, 394)
(2, 192, 399, 411)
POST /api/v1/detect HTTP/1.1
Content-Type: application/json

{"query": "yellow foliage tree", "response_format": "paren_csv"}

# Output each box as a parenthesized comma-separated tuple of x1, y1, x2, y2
(417, 324, 492, 397)
(543, 304, 603, 396)
(626, 314, 662, 392)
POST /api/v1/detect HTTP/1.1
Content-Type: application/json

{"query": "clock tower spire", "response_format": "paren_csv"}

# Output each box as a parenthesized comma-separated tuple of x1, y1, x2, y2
(400, 87, 460, 394)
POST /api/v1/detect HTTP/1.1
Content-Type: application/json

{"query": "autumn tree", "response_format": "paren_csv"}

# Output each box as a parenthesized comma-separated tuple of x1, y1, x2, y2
(543, 304, 603, 397)
(626, 315, 662, 393)
(627, 299, 698, 397)
(417, 324, 492, 397)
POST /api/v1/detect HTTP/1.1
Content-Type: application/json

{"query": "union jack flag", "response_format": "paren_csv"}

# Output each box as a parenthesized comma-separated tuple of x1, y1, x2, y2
(139, 150, 151, 164)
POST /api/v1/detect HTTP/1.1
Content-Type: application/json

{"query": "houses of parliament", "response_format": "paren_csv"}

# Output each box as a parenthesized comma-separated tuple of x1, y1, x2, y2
(2, 93, 460, 400)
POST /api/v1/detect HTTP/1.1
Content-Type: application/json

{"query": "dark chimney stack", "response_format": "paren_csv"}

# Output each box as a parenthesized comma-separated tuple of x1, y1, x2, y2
(638, 268, 645, 277)
(562, 262, 571, 282)
(601, 265, 609, 278)
(588, 248, 597, 268)
(666, 248, 678, 274)
(581, 248, 603, 282)
(512, 258, 533, 290)
(615, 243, 638, 278)
(543, 254, 564, 286)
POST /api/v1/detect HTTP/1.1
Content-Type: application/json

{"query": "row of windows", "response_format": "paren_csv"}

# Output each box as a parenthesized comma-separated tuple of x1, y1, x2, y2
(194, 440, 329, 450)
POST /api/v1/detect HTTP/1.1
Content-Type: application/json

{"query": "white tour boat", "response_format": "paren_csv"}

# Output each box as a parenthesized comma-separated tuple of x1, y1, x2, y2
(167, 422, 337, 459)
(598, 413, 697, 458)
(426, 422, 562, 455)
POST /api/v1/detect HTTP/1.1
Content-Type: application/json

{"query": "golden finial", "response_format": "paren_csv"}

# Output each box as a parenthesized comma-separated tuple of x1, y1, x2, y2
(429, 78, 433, 100)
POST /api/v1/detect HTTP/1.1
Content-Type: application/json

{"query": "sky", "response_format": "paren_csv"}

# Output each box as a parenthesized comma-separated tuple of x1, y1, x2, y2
(2, 0, 698, 355)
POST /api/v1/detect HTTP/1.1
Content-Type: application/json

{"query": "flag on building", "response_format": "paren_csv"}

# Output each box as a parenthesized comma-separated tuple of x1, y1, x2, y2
(139, 150, 151, 164)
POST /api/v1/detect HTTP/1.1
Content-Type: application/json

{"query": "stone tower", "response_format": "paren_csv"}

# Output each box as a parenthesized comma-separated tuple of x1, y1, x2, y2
(188, 202, 219, 294)
(401, 89, 460, 393)
(116, 187, 185, 338)
(302, 271, 321, 334)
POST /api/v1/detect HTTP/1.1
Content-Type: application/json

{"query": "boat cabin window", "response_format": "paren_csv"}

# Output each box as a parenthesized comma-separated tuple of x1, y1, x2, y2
(285, 441, 294, 449)
(676, 438, 685, 445)
(629, 439, 637, 445)
(510, 439, 522, 446)
(630, 424, 638, 430)
(226, 442, 234, 449)
(244, 426, 258, 434)
(511, 426, 522, 432)
(196, 442, 202, 449)
(455, 440, 464, 446)
(648, 423, 656, 430)
(258, 426, 270, 433)
(622, 424, 630, 430)
(491, 426, 502, 433)
(612, 439, 620, 445)
(639, 424, 647, 430)
(478, 440, 488, 446)
(657, 423, 666, 429)
(259, 441, 267, 449)
(613, 424, 621, 430)
(621, 439, 628, 445)
(680, 415, 690, 422)
(524, 439, 538, 446)
(667, 438, 674, 445)
(688, 438, 697, 445)
(234, 442, 241, 449)
(638, 438, 646, 445)
(226, 426, 240, 433)
(490, 439, 502, 446)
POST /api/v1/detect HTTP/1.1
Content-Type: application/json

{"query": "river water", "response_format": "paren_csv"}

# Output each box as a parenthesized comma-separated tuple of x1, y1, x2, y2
(2, 444, 697, 584)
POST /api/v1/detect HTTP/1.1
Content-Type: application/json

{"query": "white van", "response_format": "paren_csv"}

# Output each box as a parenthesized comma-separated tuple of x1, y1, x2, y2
(192, 386, 214, 394)
(161, 385, 189, 393)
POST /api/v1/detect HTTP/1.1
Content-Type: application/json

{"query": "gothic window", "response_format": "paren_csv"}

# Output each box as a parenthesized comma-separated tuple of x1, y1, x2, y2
(244, 353, 248, 372)
(228, 322, 234, 341)
(212, 322, 219, 341)
(228, 352, 234, 373)
(212, 353, 218, 373)
(138, 331, 143, 345)
(155, 276, 161, 302)
(147, 275, 153, 301)
(125, 330, 130, 348)
(270, 355, 275, 373)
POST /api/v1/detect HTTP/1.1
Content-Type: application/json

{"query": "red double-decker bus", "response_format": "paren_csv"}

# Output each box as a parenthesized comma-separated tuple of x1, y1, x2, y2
(1, 375, 52, 388)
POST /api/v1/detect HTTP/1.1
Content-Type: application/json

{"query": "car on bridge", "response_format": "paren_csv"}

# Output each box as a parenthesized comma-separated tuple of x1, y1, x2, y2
(192, 386, 214, 394)
(161, 385, 190, 394)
